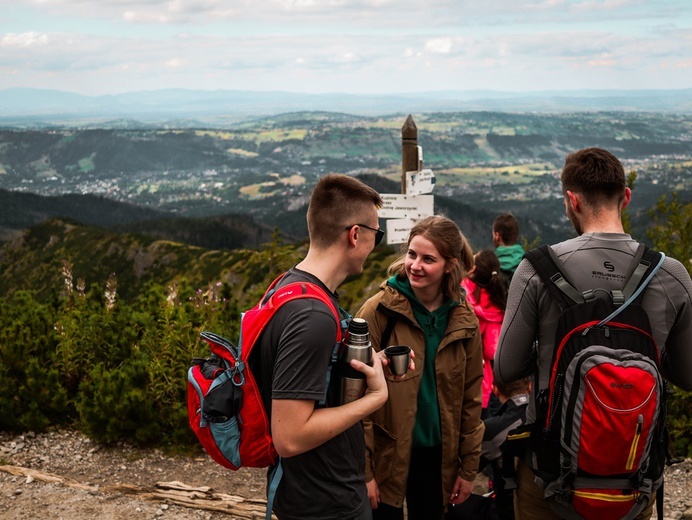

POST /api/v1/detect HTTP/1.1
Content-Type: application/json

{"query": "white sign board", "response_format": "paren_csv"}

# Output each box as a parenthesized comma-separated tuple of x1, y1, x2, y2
(386, 218, 419, 245)
(378, 194, 434, 219)
(405, 169, 435, 196)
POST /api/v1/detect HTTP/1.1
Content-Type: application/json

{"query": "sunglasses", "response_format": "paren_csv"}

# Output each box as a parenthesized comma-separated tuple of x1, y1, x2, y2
(345, 223, 385, 246)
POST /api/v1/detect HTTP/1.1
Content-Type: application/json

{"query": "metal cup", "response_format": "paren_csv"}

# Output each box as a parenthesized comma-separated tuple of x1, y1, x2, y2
(384, 345, 411, 375)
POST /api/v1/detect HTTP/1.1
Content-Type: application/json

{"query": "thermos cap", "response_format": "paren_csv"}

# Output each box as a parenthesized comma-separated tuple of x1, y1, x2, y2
(342, 317, 371, 364)
(348, 317, 369, 335)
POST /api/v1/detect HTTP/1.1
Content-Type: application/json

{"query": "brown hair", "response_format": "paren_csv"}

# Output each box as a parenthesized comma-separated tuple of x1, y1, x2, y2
(387, 215, 474, 301)
(492, 212, 520, 245)
(469, 249, 507, 311)
(561, 147, 627, 208)
(307, 174, 382, 248)
(494, 377, 531, 398)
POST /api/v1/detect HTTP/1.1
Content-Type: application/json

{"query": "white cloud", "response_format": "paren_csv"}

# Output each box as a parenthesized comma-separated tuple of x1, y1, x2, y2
(425, 38, 453, 54)
(164, 58, 183, 68)
(328, 52, 361, 63)
(0, 0, 690, 94)
(569, 0, 641, 13)
(2, 31, 50, 47)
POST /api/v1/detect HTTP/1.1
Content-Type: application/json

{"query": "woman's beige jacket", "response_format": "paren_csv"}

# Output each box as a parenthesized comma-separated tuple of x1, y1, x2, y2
(355, 281, 485, 509)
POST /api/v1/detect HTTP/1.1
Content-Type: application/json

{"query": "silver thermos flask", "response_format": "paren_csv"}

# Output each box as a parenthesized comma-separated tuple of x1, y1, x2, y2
(339, 317, 372, 404)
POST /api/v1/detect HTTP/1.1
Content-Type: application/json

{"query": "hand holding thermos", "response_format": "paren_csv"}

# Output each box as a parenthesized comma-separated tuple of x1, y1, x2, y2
(339, 318, 414, 404)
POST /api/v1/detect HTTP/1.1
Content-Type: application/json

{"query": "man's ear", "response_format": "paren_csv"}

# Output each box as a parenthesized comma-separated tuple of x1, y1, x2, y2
(566, 190, 580, 213)
(345, 225, 359, 247)
(621, 187, 632, 211)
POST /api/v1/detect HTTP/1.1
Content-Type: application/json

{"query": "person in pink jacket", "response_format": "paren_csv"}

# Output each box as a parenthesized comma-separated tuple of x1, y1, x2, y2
(461, 249, 507, 419)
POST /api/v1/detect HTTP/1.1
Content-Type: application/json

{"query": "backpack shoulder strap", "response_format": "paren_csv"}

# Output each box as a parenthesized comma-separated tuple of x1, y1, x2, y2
(263, 280, 344, 408)
(259, 273, 289, 305)
(263, 280, 343, 340)
(597, 247, 665, 326)
(622, 245, 664, 304)
(524, 245, 585, 309)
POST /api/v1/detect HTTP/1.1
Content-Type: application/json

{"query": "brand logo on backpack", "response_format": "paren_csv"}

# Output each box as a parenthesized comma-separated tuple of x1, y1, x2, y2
(525, 245, 667, 520)
(276, 288, 295, 299)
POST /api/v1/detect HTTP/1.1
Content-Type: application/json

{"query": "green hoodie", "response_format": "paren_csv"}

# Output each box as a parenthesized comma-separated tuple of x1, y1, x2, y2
(387, 275, 458, 447)
(495, 243, 525, 276)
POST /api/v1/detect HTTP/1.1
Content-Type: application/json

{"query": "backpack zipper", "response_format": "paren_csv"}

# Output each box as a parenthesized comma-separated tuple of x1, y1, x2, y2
(572, 490, 638, 503)
(626, 415, 644, 471)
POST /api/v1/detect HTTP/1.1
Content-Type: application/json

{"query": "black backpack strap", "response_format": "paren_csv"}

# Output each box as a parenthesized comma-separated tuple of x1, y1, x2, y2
(598, 247, 665, 326)
(524, 245, 585, 309)
(613, 243, 647, 304)
(624, 245, 664, 304)
(656, 480, 664, 520)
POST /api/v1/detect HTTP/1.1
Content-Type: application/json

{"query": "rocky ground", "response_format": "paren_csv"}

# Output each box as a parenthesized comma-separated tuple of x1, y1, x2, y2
(1, 429, 691, 519)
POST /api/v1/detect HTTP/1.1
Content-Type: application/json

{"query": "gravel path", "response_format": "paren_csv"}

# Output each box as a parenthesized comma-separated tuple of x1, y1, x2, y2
(1, 429, 691, 519)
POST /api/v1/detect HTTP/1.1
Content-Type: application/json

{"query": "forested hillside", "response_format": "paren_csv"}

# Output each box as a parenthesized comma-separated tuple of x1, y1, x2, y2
(0, 110, 690, 458)
(0, 111, 689, 247)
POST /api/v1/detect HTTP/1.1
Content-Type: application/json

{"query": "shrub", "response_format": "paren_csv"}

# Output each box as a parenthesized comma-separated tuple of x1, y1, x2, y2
(77, 359, 162, 445)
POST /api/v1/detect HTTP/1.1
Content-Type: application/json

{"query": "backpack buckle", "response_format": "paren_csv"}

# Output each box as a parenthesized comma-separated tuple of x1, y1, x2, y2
(581, 289, 595, 301)
(611, 290, 625, 306)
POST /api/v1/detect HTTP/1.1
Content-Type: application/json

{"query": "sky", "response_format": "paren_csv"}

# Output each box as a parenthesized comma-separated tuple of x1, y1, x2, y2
(0, 0, 691, 96)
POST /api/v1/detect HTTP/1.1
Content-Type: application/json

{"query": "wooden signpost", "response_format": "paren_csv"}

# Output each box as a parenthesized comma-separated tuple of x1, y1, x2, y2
(379, 115, 435, 245)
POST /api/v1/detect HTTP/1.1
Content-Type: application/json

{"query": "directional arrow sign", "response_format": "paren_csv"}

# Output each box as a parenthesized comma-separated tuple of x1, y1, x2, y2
(378, 194, 434, 219)
(386, 218, 419, 245)
(406, 169, 435, 196)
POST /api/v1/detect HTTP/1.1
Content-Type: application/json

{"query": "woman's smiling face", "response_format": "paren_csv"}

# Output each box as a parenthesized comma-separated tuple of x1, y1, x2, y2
(405, 234, 448, 295)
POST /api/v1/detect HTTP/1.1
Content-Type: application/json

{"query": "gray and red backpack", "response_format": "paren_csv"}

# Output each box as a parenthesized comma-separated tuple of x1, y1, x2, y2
(523, 244, 668, 520)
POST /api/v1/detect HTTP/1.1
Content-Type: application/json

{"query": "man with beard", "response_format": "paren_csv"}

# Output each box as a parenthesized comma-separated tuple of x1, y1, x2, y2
(493, 147, 692, 520)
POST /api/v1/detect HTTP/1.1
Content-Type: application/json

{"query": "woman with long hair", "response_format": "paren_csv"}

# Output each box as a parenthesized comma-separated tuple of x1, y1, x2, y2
(461, 249, 507, 418)
(355, 215, 484, 520)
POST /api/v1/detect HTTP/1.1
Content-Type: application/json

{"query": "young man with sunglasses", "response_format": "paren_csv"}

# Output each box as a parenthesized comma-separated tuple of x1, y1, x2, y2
(253, 173, 389, 520)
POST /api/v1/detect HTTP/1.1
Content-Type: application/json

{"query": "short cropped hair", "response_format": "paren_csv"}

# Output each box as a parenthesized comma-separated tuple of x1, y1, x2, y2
(493, 213, 520, 245)
(494, 377, 531, 398)
(561, 147, 627, 208)
(388, 215, 474, 302)
(307, 174, 382, 248)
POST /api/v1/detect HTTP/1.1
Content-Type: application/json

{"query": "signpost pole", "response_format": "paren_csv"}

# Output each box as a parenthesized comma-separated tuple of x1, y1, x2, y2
(401, 115, 418, 195)
(380, 115, 434, 246)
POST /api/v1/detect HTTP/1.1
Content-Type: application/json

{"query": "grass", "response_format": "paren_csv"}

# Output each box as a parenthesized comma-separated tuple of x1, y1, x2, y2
(195, 129, 308, 143)
(78, 155, 95, 173)
(227, 148, 258, 157)
(239, 175, 306, 199)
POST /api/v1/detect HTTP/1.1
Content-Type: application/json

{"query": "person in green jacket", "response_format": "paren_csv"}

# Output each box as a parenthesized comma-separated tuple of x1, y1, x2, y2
(356, 215, 485, 520)
(492, 213, 525, 283)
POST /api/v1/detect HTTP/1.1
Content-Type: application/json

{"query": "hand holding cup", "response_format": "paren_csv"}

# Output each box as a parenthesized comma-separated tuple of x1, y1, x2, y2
(384, 345, 412, 376)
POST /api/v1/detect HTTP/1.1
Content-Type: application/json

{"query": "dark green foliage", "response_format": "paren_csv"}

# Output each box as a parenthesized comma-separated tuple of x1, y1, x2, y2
(77, 359, 162, 445)
(0, 192, 689, 455)
(647, 193, 692, 275)
(646, 193, 692, 458)
(0, 290, 68, 432)
(667, 386, 692, 458)
(19, 359, 69, 431)
(0, 218, 314, 444)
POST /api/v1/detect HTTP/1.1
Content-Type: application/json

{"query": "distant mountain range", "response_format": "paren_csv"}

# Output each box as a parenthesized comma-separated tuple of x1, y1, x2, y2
(0, 189, 284, 250)
(2, 87, 692, 126)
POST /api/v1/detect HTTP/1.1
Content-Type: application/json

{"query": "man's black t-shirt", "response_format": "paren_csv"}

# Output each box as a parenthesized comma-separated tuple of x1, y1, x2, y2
(251, 268, 368, 520)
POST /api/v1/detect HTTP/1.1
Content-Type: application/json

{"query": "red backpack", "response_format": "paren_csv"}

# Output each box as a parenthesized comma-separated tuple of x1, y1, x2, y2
(524, 244, 667, 520)
(187, 274, 343, 470)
